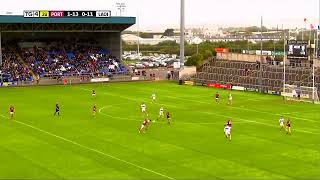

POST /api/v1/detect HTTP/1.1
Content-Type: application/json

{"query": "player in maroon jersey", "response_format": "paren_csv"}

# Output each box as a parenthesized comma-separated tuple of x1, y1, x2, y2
(139, 119, 152, 133)
(286, 119, 292, 135)
(92, 104, 97, 117)
(166, 112, 171, 125)
(9, 105, 15, 119)
(215, 92, 220, 103)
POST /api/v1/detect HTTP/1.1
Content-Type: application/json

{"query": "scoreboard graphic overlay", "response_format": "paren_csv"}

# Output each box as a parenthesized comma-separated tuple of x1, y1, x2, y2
(23, 10, 111, 18)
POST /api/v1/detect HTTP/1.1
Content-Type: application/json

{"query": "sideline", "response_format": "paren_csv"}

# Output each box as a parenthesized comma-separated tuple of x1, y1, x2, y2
(0, 114, 175, 180)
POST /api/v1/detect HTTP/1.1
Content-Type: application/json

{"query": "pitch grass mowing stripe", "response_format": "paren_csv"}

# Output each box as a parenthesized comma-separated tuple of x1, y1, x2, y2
(0, 115, 175, 180)
(98, 103, 251, 125)
(77, 86, 318, 135)
(90, 108, 293, 179)
(93, 107, 296, 179)
(90, 91, 319, 173)
(81, 83, 318, 123)
(96, 100, 319, 153)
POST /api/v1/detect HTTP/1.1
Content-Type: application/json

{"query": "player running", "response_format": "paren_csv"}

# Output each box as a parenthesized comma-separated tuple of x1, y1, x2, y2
(54, 103, 60, 116)
(215, 92, 220, 103)
(166, 112, 171, 125)
(9, 105, 15, 119)
(158, 107, 164, 120)
(224, 125, 232, 141)
(93, 104, 97, 117)
(228, 93, 233, 105)
(279, 116, 285, 131)
(141, 102, 147, 114)
(286, 119, 292, 135)
(139, 119, 152, 133)
(92, 90, 96, 98)
(151, 93, 156, 103)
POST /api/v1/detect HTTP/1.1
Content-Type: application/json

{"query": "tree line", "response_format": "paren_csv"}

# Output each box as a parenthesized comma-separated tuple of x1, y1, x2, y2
(123, 40, 285, 67)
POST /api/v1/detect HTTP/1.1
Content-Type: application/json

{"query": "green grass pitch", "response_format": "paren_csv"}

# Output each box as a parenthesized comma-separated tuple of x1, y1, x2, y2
(0, 81, 319, 179)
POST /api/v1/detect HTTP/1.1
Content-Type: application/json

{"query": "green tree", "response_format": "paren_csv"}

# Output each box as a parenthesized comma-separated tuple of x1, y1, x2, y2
(202, 50, 213, 60)
(163, 29, 175, 37)
(185, 54, 204, 67)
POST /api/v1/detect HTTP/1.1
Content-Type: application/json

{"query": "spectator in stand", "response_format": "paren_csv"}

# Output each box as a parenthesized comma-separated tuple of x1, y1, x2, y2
(1, 42, 127, 83)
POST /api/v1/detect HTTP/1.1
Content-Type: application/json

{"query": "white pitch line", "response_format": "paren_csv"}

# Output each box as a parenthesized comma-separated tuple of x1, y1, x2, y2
(200, 111, 320, 135)
(77, 86, 319, 133)
(77, 87, 180, 109)
(78, 85, 318, 123)
(98, 105, 250, 125)
(0, 114, 175, 180)
(98, 104, 319, 134)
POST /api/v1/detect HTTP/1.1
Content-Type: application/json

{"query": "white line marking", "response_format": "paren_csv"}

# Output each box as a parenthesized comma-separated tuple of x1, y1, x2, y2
(98, 105, 250, 125)
(231, 106, 319, 123)
(77, 86, 319, 134)
(0, 114, 175, 180)
(77, 87, 180, 109)
(200, 111, 320, 135)
(79, 85, 319, 123)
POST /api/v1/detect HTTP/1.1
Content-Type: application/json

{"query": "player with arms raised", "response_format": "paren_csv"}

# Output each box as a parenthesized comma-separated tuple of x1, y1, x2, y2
(9, 105, 15, 119)
(139, 119, 152, 133)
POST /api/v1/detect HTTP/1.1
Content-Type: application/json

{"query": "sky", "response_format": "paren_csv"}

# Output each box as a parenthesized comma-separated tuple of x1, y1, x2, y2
(0, 0, 319, 31)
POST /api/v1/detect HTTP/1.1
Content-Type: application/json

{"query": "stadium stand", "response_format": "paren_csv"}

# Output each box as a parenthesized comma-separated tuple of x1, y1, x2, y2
(0, 15, 136, 85)
(1, 42, 127, 83)
(192, 59, 320, 95)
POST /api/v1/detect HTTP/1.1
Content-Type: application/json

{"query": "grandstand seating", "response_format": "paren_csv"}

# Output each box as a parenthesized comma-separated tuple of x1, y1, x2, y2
(1, 42, 127, 83)
(192, 59, 320, 94)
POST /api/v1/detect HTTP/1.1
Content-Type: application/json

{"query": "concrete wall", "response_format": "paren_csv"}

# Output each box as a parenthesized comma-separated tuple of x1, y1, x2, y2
(216, 52, 269, 63)
(179, 66, 197, 79)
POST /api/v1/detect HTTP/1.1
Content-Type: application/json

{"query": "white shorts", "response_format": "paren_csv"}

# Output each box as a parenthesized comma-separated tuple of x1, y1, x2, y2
(140, 124, 145, 129)
(280, 122, 284, 127)
(142, 108, 146, 112)
(159, 112, 164, 116)
(10, 112, 14, 115)
(152, 97, 156, 100)
(225, 130, 231, 136)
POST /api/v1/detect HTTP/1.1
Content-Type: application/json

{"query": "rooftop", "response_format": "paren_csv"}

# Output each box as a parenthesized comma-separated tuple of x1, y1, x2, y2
(0, 15, 136, 25)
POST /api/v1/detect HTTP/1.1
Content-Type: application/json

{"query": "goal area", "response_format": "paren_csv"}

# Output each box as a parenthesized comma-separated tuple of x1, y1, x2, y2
(282, 84, 319, 104)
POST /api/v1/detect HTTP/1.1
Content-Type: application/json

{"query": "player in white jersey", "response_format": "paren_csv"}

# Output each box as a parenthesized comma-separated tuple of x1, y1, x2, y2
(151, 93, 156, 103)
(141, 103, 146, 114)
(158, 107, 164, 119)
(279, 116, 285, 130)
(224, 125, 232, 141)
(228, 93, 233, 105)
